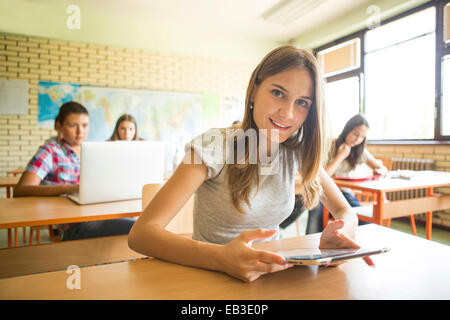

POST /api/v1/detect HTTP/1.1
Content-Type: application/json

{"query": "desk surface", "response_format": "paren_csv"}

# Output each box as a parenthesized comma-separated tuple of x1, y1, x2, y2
(6, 168, 24, 176)
(334, 170, 450, 192)
(0, 197, 141, 229)
(1, 224, 449, 300)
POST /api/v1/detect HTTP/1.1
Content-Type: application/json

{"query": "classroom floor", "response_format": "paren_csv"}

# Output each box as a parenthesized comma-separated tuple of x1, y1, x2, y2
(0, 214, 449, 248)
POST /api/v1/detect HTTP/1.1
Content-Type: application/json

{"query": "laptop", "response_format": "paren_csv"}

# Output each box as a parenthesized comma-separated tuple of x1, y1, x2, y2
(68, 141, 166, 205)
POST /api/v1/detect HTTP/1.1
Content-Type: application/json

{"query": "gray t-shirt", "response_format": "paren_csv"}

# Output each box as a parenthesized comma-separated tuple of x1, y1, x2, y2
(185, 128, 300, 245)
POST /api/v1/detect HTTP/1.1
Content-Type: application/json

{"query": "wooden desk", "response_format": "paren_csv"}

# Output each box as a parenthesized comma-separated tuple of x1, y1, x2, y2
(332, 170, 450, 240)
(0, 235, 146, 278)
(0, 196, 141, 229)
(0, 176, 21, 247)
(0, 176, 19, 198)
(0, 197, 141, 248)
(7, 168, 24, 176)
(1, 224, 449, 299)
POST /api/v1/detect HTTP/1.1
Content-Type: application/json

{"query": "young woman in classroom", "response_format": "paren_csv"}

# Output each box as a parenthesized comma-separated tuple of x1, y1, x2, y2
(14, 101, 135, 241)
(306, 114, 388, 234)
(128, 45, 375, 282)
(108, 114, 143, 141)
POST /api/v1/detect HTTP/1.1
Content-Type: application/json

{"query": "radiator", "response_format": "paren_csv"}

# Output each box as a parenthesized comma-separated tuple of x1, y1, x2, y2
(387, 158, 435, 202)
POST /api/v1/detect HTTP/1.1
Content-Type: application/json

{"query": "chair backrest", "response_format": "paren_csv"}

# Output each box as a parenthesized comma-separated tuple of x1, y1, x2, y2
(378, 157, 393, 170)
(142, 184, 162, 211)
(141, 184, 194, 235)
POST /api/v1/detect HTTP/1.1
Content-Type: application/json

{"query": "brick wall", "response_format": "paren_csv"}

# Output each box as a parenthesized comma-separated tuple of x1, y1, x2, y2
(368, 144, 450, 228)
(0, 32, 255, 198)
(1, 32, 450, 228)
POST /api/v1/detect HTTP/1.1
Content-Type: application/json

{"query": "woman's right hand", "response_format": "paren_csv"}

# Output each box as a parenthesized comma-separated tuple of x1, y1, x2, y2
(337, 143, 351, 160)
(218, 229, 291, 282)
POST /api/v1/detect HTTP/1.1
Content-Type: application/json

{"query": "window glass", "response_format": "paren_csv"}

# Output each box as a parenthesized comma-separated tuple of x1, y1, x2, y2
(442, 55, 450, 136)
(325, 76, 360, 137)
(365, 33, 435, 139)
(364, 7, 436, 140)
(365, 7, 435, 53)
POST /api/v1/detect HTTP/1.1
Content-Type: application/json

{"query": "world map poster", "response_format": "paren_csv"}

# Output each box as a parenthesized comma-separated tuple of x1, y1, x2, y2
(38, 81, 240, 172)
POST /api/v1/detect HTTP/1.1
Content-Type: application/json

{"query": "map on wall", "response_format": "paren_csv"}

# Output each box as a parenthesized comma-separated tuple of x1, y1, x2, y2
(37, 81, 244, 172)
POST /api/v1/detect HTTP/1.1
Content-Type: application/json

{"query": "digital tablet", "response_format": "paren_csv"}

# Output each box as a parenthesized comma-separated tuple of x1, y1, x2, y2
(281, 247, 390, 266)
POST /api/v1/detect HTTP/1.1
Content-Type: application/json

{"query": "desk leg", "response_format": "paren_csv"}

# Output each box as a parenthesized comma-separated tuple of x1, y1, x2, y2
(14, 228, 18, 247)
(375, 191, 384, 226)
(6, 186, 11, 198)
(7, 228, 12, 248)
(426, 187, 433, 240)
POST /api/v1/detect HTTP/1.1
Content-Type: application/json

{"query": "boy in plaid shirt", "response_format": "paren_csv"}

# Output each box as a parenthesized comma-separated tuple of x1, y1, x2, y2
(15, 101, 135, 240)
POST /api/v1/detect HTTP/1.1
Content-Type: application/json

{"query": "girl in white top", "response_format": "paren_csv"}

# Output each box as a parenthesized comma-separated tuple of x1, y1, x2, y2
(306, 114, 387, 234)
(128, 46, 374, 282)
(326, 114, 386, 180)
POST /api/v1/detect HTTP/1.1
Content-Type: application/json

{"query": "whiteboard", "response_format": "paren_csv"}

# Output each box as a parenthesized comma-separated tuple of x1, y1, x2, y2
(0, 78, 28, 115)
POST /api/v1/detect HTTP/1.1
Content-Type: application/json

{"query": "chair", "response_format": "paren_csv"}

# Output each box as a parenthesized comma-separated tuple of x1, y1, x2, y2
(377, 157, 417, 235)
(323, 156, 418, 236)
(353, 157, 392, 206)
(142, 184, 194, 236)
(28, 225, 61, 245)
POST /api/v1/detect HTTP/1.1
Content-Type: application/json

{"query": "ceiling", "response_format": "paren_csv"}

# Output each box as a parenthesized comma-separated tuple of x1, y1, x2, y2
(69, 0, 375, 42)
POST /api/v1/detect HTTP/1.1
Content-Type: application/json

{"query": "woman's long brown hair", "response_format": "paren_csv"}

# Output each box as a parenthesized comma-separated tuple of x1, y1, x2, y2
(227, 45, 330, 213)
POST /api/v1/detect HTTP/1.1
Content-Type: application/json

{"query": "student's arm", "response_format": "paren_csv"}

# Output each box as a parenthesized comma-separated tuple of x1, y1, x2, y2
(319, 167, 357, 237)
(324, 143, 351, 176)
(13, 172, 78, 197)
(128, 150, 289, 282)
(317, 167, 374, 266)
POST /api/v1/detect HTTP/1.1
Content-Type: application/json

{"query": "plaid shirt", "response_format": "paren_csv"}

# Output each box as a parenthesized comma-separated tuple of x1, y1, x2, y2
(25, 139, 80, 233)
(25, 139, 80, 185)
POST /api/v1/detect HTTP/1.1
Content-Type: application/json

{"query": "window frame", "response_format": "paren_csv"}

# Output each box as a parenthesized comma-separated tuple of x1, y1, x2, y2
(314, 0, 450, 144)
(436, 0, 450, 140)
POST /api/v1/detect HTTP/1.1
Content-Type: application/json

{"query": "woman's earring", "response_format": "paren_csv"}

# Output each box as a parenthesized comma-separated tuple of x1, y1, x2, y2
(250, 102, 254, 110)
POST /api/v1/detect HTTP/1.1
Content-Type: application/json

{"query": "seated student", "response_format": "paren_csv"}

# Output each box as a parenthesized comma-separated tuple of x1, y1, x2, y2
(14, 101, 135, 241)
(128, 46, 375, 283)
(108, 114, 144, 141)
(306, 114, 387, 234)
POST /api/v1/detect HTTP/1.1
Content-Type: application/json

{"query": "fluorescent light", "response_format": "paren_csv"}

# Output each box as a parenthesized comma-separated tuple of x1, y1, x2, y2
(261, 0, 328, 25)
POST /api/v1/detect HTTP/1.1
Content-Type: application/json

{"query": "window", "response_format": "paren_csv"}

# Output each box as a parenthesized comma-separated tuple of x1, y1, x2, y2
(315, 1, 450, 142)
(317, 38, 360, 77)
(325, 77, 360, 137)
(364, 7, 435, 140)
(438, 1, 450, 139)
(442, 55, 450, 135)
(316, 36, 362, 137)
(444, 3, 450, 44)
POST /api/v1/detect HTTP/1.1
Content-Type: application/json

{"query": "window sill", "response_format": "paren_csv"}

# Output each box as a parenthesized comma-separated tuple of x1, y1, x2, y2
(368, 140, 450, 146)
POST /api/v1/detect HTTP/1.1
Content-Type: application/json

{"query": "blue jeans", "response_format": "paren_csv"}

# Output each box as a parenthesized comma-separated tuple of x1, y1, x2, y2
(62, 218, 136, 241)
(306, 192, 369, 234)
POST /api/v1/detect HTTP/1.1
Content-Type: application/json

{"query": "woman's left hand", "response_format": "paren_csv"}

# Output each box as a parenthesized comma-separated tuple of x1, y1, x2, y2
(319, 219, 375, 267)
